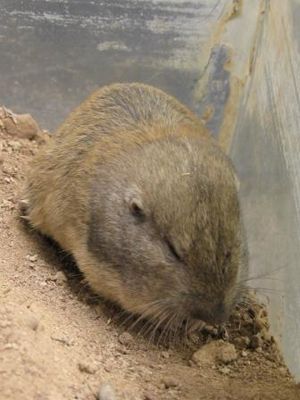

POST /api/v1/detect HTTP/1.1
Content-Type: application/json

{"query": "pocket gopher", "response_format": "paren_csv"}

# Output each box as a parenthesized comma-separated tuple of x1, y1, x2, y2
(24, 83, 248, 326)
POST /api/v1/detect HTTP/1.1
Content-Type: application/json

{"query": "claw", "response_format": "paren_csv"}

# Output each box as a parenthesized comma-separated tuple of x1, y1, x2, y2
(18, 199, 29, 212)
(19, 198, 29, 206)
(19, 215, 30, 221)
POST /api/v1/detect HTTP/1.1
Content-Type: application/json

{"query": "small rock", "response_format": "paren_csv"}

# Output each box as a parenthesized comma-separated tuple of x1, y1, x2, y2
(241, 350, 248, 357)
(217, 342, 237, 364)
(233, 336, 250, 349)
(192, 343, 216, 366)
(78, 361, 97, 374)
(97, 383, 117, 400)
(219, 366, 231, 375)
(218, 325, 229, 341)
(161, 351, 170, 359)
(261, 328, 272, 342)
(230, 310, 241, 321)
(203, 325, 218, 336)
(250, 334, 263, 350)
(162, 377, 179, 389)
(28, 254, 38, 262)
(254, 318, 265, 333)
(279, 366, 287, 376)
(52, 271, 67, 284)
(247, 303, 262, 318)
(2, 343, 19, 351)
(116, 347, 129, 355)
(118, 331, 134, 346)
(7, 140, 22, 151)
(3, 110, 41, 140)
(104, 363, 113, 373)
(192, 340, 237, 367)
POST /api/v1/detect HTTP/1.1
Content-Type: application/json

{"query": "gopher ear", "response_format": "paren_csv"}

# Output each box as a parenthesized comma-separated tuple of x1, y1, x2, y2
(125, 187, 145, 218)
(233, 173, 240, 192)
(129, 198, 144, 217)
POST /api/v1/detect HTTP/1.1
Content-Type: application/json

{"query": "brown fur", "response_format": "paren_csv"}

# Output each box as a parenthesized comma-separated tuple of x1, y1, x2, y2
(25, 83, 248, 326)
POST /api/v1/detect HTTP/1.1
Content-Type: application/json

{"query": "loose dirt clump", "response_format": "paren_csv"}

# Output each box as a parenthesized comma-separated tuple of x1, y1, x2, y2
(0, 108, 299, 400)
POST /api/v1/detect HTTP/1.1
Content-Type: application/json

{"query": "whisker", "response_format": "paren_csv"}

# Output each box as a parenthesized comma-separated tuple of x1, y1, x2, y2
(118, 299, 168, 330)
(239, 264, 287, 285)
(171, 313, 184, 346)
(252, 287, 286, 295)
(127, 301, 169, 334)
(147, 309, 172, 345)
(157, 313, 174, 346)
(138, 307, 168, 339)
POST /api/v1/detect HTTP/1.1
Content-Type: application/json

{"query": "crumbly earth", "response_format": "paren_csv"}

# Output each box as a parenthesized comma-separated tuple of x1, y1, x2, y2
(0, 109, 299, 400)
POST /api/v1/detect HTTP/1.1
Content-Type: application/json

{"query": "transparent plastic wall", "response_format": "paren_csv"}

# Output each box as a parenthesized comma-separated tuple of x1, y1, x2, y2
(230, 0, 300, 381)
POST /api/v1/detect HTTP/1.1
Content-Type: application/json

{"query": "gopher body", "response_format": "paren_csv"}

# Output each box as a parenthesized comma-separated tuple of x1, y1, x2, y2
(25, 83, 248, 326)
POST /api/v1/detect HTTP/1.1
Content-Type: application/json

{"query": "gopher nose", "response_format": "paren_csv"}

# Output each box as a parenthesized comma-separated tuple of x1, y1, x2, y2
(190, 301, 229, 324)
(213, 301, 229, 323)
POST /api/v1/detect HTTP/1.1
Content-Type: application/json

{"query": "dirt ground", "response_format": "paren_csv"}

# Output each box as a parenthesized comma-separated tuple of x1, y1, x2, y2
(0, 108, 299, 400)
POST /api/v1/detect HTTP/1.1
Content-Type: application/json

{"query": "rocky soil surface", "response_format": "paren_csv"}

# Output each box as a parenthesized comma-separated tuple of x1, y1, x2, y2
(1, 108, 299, 400)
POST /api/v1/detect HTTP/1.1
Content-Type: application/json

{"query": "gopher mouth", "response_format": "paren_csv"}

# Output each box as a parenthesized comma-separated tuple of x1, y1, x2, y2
(121, 294, 231, 343)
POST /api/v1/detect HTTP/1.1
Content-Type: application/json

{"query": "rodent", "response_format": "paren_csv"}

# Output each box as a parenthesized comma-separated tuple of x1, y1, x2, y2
(24, 83, 248, 327)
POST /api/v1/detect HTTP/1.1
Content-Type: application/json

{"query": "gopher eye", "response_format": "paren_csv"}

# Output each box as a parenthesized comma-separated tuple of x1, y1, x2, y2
(166, 238, 182, 262)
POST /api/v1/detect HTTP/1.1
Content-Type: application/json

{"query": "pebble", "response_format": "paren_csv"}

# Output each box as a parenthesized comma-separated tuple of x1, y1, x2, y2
(254, 318, 266, 333)
(202, 325, 218, 336)
(78, 361, 97, 374)
(192, 342, 217, 366)
(218, 326, 229, 341)
(250, 334, 263, 350)
(219, 366, 231, 375)
(118, 331, 134, 346)
(3, 111, 41, 140)
(233, 336, 250, 349)
(104, 364, 113, 373)
(7, 140, 22, 151)
(261, 328, 272, 342)
(29, 254, 38, 262)
(97, 383, 117, 400)
(279, 366, 287, 376)
(52, 271, 67, 284)
(192, 340, 237, 367)
(161, 351, 170, 359)
(230, 310, 241, 321)
(162, 377, 179, 389)
(217, 342, 237, 364)
(241, 350, 248, 357)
